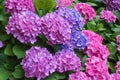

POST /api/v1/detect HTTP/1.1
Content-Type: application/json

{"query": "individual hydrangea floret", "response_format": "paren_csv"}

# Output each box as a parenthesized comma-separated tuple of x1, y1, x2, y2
(21, 46, 56, 80)
(0, 41, 3, 48)
(68, 72, 91, 80)
(56, 0, 74, 7)
(6, 11, 41, 44)
(40, 12, 72, 45)
(54, 49, 81, 73)
(74, 2, 96, 24)
(4, 0, 34, 13)
(82, 30, 103, 43)
(55, 7, 83, 30)
(99, 10, 116, 23)
(104, 0, 120, 13)
(85, 56, 110, 80)
(70, 30, 89, 49)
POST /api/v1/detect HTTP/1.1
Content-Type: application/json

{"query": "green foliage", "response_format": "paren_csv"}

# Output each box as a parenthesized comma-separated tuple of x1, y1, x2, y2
(34, 0, 56, 15)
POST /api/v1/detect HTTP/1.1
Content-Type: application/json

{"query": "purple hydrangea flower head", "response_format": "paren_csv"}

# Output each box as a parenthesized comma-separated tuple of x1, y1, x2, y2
(40, 12, 72, 45)
(85, 56, 110, 80)
(54, 49, 81, 73)
(59, 44, 74, 51)
(69, 72, 91, 80)
(4, 0, 34, 13)
(100, 10, 116, 23)
(0, 41, 3, 48)
(5, 11, 41, 44)
(55, 7, 83, 30)
(70, 30, 89, 49)
(21, 46, 56, 80)
(104, 0, 120, 12)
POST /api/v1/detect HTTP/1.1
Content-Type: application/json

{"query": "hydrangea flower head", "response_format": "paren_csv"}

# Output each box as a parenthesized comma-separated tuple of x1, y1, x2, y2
(104, 0, 120, 13)
(56, 0, 74, 7)
(70, 30, 89, 49)
(110, 73, 120, 80)
(83, 30, 109, 60)
(82, 30, 103, 43)
(54, 49, 81, 72)
(40, 12, 72, 45)
(55, 7, 83, 30)
(0, 41, 3, 48)
(84, 42, 109, 60)
(100, 10, 116, 23)
(21, 46, 56, 80)
(74, 2, 96, 21)
(6, 11, 41, 44)
(85, 56, 110, 80)
(68, 72, 91, 80)
(4, 0, 34, 13)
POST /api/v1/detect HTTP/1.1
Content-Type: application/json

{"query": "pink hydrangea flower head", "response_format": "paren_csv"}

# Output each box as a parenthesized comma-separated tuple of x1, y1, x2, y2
(83, 30, 109, 60)
(54, 49, 81, 73)
(85, 56, 110, 80)
(0, 41, 3, 48)
(84, 42, 109, 60)
(115, 61, 120, 73)
(69, 72, 91, 80)
(110, 73, 120, 80)
(82, 30, 103, 43)
(6, 11, 41, 44)
(21, 46, 56, 80)
(40, 12, 72, 45)
(74, 2, 96, 20)
(4, 0, 34, 13)
(100, 10, 116, 23)
(116, 35, 120, 44)
(56, 0, 74, 7)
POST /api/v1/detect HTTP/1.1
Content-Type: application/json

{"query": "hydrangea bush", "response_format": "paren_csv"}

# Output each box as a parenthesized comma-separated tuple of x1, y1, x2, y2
(0, 0, 120, 80)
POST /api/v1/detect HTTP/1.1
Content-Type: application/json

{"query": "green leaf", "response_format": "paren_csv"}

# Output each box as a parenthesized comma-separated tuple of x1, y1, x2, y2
(4, 44, 14, 56)
(13, 45, 26, 59)
(34, 0, 56, 15)
(107, 60, 116, 73)
(12, 65, 24, 79)
(0, 67, 11, 80)
(87, 2, 97, 6)
(107, 42, 117, 55)
(113, 11, 120, 21)
(42, 73, 56, 80)
(107, 42, 117, 61)
(96, 23, 106, 31)
(0, 32, 10, 41)
(117, 54, 120, 61)
(54, 72, 66, 79)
